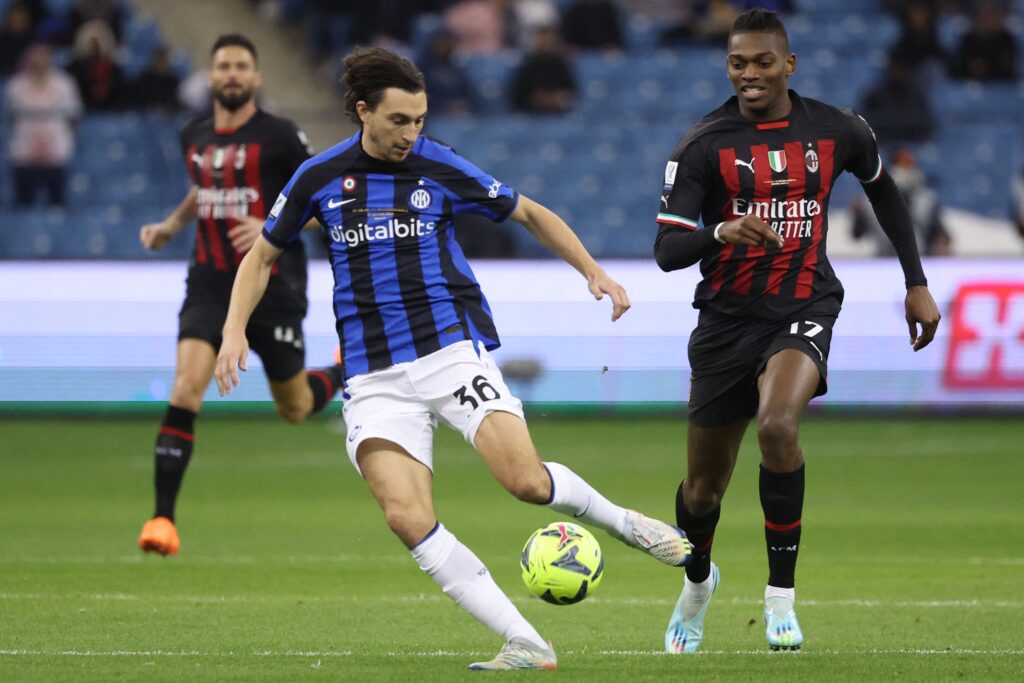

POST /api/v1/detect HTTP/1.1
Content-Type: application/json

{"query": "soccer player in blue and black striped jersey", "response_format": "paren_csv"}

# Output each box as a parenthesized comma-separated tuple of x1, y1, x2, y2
(212, 47, 692, 671)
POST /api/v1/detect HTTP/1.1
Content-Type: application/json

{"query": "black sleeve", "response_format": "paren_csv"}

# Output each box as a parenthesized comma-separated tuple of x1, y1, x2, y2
(281, 120, 314, 170)
(654, 223, 721, 272)
(862, 169, 928, 288)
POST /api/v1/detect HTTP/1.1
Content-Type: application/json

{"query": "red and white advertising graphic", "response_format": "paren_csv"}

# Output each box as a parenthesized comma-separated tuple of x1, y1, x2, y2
(944, 282, 1024, 389)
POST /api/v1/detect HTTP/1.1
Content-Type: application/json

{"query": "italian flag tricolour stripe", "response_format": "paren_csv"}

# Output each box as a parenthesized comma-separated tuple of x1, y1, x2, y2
(657, 213, 698, 230)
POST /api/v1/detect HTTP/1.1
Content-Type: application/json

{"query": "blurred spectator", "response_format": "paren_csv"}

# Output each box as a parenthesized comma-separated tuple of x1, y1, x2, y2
(178, 67, 211, 116)
(852, 148, 952, 256)
(860, 57, 935, 144)
(444, 0, 509, 55)
(66, 20, 126, 110)
(4, 44, 82, 207)
(663, 0, 740, 46)
(889, 0, 947, 73)
(735, 0, 793, 10)
(346, 0, 418, 49)
(659, 3, 698, 47)
(509, 25, 577, 114)
(68, 0, 124, 44)
(952, 1, 1017, 81)
(126, 46, 182, 112)
(0, 2, 35, 77)
(696, 0, 741, 45)
(511, 0, 559, 49)
(561, 0, 624, 51)
(420, 31, 477, 115)
(1011, 167, 1024, 241)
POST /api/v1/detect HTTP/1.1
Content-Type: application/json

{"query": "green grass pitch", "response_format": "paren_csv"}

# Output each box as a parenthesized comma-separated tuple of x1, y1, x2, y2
(1, 415, 1022, 681)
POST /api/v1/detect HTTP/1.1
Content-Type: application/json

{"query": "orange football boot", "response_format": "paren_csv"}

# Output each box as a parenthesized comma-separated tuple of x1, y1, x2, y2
(138, 516, 180, 556)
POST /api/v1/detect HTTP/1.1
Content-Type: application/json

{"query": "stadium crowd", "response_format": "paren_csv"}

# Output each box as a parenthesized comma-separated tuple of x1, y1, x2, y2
(2, 0, 1022, 255)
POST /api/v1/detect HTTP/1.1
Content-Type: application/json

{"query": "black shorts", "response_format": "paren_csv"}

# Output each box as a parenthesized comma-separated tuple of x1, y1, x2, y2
(178, 281, 306, 383)
(687, 310, 835, 428)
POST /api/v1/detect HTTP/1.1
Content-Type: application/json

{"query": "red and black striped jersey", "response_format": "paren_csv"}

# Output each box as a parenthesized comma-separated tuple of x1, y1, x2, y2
(180, 109, 312, 312)
(656, 90, 882, 319)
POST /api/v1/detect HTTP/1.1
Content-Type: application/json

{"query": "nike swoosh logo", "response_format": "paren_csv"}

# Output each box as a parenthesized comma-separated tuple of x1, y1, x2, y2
(328, 198, 356, 209)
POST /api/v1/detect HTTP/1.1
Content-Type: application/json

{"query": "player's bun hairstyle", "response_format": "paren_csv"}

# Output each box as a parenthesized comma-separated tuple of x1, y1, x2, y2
(342, 47, 426, 125)
(210, 33, 258, 64)
(729, 8, 789, 51)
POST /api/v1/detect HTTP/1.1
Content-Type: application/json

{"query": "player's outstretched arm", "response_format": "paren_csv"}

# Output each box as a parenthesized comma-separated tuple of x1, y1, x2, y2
(214, 236, 282, 395)
(139, 187, 198, 250)
(509, 194, 630, 321)
(905, 285, 941, 352)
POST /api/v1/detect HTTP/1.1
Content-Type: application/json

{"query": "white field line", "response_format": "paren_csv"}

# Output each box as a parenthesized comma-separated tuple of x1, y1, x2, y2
(1, 648, 1022, 658)
(1, 555, 1023, 567)
(0, 592, 1020, 609)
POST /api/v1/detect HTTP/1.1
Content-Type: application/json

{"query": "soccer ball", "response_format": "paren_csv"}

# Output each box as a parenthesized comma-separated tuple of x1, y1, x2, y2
(520, 522, 603, 605)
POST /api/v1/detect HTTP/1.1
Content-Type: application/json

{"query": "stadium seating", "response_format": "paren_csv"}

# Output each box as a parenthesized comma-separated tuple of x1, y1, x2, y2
(2, 1, 1022, 260)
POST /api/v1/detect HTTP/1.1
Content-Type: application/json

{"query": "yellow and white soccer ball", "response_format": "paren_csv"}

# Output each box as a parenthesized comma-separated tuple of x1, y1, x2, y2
(520, 522, 603, 605)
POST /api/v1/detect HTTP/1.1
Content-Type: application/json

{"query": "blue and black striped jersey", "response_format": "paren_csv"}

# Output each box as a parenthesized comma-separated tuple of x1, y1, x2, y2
(264, 131, 518, 379)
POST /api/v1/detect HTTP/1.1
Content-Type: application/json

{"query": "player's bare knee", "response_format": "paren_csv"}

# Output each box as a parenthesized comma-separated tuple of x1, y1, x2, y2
(686, 479, 724, 515)
(757, 414, 799, 453)
(383, 506, 432, 545)
(169, 379, 204, 411)
(505, 468, 551, 504)
(275, 401, 307, 424)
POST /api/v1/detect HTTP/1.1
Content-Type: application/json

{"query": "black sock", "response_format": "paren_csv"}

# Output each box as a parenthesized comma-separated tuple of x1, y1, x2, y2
(675, 481, 721, 583)
(306, 364, 344, 414)
(153, 405, 197, 521)
(760, 464, 805, 589)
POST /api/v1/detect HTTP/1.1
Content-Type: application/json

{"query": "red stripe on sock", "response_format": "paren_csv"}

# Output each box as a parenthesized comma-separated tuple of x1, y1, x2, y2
(159, 427, 194, 442)
(308, 370, 335, 397)
(765, 519, 801, 532)
(694, 533, 716, 554)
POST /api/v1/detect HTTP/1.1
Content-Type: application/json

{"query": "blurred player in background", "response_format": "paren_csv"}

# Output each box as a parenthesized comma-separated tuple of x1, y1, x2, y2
(654, 8, 941, 653)
(137, 34, 343, 556)
(214, 46, 692, 671)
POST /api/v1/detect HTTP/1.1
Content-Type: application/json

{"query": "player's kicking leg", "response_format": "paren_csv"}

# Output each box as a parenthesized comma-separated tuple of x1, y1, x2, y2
(138, 339, 213, 556)
(473, 411, 693, 567)
(355, 439, 556, 671)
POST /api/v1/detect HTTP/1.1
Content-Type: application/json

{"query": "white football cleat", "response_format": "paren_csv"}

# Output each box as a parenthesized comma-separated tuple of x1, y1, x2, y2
(468, 637, 557, 671)
(765, 596, 803, 651)
(619, 510, 693, 566)
(665, 562, 720, 654)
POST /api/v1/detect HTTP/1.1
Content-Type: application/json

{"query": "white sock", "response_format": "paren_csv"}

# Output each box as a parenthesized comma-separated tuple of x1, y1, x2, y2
(411, 523, 546, 649)
(765, 585, 796, 604)
(543, 461, 629, 538)
(685, 572, 715, 597)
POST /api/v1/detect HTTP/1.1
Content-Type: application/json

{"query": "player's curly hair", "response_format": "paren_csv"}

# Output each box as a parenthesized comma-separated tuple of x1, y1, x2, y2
(729, 8, 789, 51)
(341, 47, 426, 125)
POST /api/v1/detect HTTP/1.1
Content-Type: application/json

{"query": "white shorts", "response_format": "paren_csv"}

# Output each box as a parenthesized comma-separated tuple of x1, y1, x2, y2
(342, 340, 525, 475)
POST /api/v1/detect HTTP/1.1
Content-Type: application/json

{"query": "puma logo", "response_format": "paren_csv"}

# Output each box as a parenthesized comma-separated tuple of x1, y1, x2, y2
(734, 158, 755, 173)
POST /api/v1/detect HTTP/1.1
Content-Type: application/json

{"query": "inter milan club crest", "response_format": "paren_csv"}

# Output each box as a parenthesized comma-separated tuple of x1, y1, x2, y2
(805, 149, 819, 173)
(409, 188, 432, 210)
(767, 150, 787, 173)
(342, 176, 357, 192)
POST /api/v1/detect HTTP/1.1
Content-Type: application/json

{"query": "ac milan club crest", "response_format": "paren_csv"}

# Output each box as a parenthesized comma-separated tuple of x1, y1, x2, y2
(805, 149, 819, 173)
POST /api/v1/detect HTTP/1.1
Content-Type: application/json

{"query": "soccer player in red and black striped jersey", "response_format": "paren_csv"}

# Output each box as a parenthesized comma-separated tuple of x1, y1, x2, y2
(655, 9, 941, 653)
(135, 35, 343, 557)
